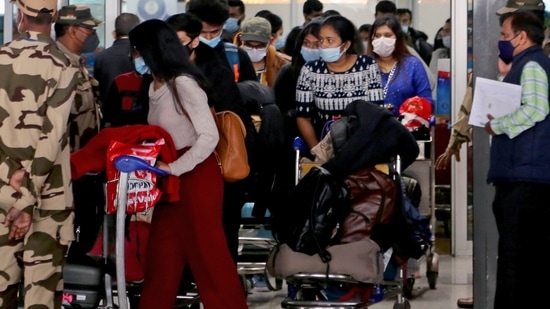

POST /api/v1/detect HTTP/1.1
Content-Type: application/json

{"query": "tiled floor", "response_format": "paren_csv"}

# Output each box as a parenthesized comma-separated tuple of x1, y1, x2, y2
(246, 254, 473, 309)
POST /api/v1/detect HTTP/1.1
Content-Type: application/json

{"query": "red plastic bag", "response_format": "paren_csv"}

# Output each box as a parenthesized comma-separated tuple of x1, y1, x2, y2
(399, 96, 432, 130)
(106, 139, 165, 214)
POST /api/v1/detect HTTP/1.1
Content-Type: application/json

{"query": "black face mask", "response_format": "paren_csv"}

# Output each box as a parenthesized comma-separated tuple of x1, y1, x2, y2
(82, 30, 100, 53)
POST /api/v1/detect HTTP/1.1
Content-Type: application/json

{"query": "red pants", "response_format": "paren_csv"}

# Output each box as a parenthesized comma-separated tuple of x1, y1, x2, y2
(138, 153, 247, 309)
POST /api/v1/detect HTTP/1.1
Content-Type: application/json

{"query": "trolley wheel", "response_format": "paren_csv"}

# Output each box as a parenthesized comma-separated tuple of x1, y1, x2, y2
(426, 271, 438, 289)
(403, 278, 415, 299)
(392, 299, 411, 309)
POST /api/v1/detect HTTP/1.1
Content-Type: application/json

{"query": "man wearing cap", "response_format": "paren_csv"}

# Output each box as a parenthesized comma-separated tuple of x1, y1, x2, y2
(235, 16, 286, 86)
(0, 1, 79, 308)
(55, 5, 105, 260)
(55, 5, 103, 152)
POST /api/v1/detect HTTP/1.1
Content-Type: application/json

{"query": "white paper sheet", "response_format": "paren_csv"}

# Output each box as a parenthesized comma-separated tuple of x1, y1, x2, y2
(468, 77, 522, 127)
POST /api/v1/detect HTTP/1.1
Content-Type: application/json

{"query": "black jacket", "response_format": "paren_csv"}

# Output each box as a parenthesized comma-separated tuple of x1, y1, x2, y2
(322, 100, 419, 179)
(94, 39, 134, 104)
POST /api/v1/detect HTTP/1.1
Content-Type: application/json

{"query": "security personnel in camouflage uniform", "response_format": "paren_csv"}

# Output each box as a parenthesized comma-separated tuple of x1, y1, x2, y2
(55, 5, 105, 258)
(55, 5, 103, 152)
(0, 1, 79, 309)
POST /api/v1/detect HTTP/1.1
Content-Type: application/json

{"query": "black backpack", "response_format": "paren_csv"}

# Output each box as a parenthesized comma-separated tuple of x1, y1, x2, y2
(271, 166, 349, 262)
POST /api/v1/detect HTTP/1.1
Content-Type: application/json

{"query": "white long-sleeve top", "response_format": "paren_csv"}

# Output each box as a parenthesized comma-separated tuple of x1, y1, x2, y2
(148, 75, 219, 176)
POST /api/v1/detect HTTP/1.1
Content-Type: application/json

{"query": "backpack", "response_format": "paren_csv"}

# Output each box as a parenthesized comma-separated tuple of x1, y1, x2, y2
(272, 166, 349, 263)
(223, 42, 240, 83)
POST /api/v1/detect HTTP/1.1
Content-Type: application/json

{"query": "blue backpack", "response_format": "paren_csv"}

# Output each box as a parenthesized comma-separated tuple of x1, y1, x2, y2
(223, 42, 240, 82)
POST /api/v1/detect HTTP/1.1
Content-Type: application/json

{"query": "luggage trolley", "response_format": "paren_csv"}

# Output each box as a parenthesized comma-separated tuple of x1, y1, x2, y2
(276, 136, 439, 309)
(111, 155, 202, 309)
(62, 155, 201, 309)
(266, 138, 396, 309)
(397, 132, 440, 299)
(237, 203, 282, 293)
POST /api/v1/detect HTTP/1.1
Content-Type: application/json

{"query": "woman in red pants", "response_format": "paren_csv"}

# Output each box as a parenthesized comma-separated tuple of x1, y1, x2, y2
(128, 19, 248, 309)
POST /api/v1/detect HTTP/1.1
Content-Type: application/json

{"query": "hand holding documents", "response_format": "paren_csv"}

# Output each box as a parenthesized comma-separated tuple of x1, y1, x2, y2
(468, 77, 521, 127)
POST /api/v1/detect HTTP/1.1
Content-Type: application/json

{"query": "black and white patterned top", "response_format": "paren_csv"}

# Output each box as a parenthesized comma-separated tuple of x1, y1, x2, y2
(295, 54, 384, 123)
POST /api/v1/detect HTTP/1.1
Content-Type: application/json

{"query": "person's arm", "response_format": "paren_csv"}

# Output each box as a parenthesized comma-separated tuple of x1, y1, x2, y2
(14, 67, 78, 214)
(489, 61, 549, 138)
(295, 65, 318, 149)
(167, 77, 219, 176)
(435, 77, 473, 170)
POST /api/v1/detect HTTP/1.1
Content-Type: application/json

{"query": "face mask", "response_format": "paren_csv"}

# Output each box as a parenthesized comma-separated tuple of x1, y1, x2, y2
(199, 33, 222, 49)
(320, 43, 345, 63)
(301, 46, 321, 62)
(362, 41, 369, 50)
(498, 35, 518, 65)
(134, 57, 150, 75)
(224, 18, 239, 34)
(372, 37, 396, 58)
(442, 35, 451, 48)
(401, 25, 409, 33)
(244, 46, 267, 62)
(81, 30, 100, 53)
(274, 37, 286, 51)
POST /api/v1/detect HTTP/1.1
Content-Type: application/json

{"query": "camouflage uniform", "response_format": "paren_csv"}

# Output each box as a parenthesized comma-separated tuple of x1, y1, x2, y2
(0, 25, 79, 309)
(56, 42, 102, 152)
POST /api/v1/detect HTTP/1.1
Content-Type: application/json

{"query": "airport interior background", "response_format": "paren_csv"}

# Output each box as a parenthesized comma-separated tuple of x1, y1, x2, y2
(3, 0, 550, 308)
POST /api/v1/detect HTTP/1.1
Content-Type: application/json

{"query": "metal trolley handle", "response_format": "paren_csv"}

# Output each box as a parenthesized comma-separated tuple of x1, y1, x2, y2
(113, 155, 168, 309)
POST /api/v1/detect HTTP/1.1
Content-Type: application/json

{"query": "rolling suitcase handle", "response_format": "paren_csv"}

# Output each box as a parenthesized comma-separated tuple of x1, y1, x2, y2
(113, 155, 169, 309)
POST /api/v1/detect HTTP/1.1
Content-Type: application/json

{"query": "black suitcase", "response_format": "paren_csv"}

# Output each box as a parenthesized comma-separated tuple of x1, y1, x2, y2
(62, 260, 103, 309)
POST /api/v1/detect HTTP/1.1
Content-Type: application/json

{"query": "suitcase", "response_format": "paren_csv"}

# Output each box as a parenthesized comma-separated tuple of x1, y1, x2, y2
(62, 261, 102, 309)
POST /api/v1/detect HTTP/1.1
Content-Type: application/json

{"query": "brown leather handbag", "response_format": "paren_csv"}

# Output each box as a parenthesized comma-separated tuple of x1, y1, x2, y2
(338, 168, 397, 244)
(171, 78, 249, 182)
(212, 109, 250, 182)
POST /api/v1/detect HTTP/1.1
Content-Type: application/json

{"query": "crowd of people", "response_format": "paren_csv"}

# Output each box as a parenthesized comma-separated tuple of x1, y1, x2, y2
(2, 0, 548, 309)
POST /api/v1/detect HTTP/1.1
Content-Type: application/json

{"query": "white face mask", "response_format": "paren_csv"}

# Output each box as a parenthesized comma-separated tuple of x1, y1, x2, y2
(372, 37, 396, 58)
(244, 46, 267, 62)
(442, 35, 451, 48)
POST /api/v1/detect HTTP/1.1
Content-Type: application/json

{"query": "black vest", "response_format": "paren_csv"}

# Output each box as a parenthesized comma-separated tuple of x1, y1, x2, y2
(488, 45, 550, 184)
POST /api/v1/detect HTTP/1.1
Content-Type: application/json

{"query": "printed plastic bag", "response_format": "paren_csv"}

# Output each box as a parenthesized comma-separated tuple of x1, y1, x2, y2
(106, 139, 164, 214)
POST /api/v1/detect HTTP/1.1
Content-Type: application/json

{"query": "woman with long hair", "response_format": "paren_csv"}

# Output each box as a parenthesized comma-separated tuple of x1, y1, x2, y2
(128, 19, 247, 309)
(295, 15, 384, 149)
(367, 15, 434, 116)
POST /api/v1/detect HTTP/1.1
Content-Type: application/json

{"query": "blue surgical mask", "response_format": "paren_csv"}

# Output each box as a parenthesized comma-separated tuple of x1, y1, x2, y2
(199, 34, 222, 49)
(362, 41, 369, 50)
(401, 25, 409, 33)
(300, 46, 321, 62)
(274, 36, 286, 51)
(320, 44, 345, 63)
(134, 57, 150, 75)
(224, 18, 239, 34)
(498, 35, 518, 65)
